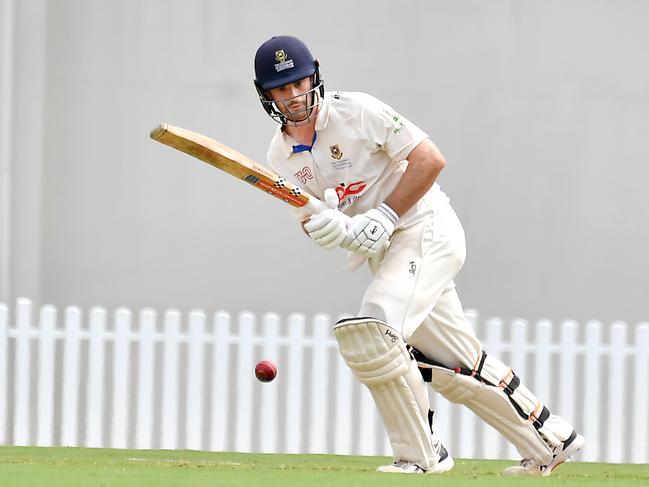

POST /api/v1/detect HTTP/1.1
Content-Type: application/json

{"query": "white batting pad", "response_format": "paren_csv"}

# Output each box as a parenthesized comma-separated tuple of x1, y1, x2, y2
(333, 318, 439, 470)
(478, 352, 574, 448)
(428, 365, 554, 465)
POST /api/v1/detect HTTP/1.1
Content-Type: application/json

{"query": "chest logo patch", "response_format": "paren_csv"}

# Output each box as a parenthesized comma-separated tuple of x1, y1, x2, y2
(335, 181, 366, 201)
(294, 167, 314, 184)
(329, 145, 343, 160)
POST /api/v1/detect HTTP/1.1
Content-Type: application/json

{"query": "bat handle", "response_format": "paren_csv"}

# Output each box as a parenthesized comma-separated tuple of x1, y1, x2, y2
(304, 196, 328, 214)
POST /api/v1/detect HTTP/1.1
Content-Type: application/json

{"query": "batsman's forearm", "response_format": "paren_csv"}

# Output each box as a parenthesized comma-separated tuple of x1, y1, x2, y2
(384, 140, 445, 217)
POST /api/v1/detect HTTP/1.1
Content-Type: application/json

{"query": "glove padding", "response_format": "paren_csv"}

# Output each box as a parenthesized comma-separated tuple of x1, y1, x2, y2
(303, 188, 347, 250)
(344, 203, 399, 257)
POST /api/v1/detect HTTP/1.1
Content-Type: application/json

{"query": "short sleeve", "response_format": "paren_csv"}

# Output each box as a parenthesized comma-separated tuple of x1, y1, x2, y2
(360, 94, 429, 161)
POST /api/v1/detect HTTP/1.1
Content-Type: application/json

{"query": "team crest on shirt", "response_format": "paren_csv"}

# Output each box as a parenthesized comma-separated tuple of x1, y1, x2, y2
(329, 145, 343, 160)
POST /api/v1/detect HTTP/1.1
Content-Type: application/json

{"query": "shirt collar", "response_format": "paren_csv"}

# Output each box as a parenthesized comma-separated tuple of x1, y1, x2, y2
(315, 94, 330, 131)
(292, 132, 317, 153)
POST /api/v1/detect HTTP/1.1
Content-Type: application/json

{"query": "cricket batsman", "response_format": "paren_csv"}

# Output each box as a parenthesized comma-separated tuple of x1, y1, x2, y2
(253, 35, 585, 475)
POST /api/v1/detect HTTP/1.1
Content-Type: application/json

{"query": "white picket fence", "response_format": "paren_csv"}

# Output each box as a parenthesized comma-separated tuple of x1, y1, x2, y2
(0, 298, 648, 463)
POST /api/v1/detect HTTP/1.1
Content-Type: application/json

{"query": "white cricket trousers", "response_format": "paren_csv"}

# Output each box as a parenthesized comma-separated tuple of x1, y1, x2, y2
(359, 202, 479, 368)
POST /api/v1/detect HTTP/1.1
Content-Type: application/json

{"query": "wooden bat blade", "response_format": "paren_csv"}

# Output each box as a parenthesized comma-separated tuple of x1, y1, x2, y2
(151, 123, 256, 176)
(150, 123, 326, 212)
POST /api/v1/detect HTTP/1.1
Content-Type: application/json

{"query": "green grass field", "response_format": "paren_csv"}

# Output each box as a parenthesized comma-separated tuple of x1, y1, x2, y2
(1, 447, 647, 487)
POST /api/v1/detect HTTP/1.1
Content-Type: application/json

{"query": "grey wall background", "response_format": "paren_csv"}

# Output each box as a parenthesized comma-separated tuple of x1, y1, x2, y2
(1, 0, 648, 324)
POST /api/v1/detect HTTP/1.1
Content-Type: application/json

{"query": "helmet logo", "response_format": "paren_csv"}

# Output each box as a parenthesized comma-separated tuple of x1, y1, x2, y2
(330, 145, 343, 160)
(274, 49, 294, 72)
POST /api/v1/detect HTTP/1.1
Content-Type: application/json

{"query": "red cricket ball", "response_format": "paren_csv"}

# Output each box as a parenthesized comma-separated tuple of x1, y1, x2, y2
(255, 360, 277, 383)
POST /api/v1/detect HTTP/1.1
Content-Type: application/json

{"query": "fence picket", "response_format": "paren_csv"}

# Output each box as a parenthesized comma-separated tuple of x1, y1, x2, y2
(607, 323, 626, 463)
(559, 321, 577, 428)
(111, 308, 131, 449)
(210, 312, 230, 452)
(259, 313, 280, 453)
(61, 306, 82, 446)
(234, 312, 254, 452)
(36, 305, 56, 446)
(13, 298, 31, 446)
(160, 309, 180, 450)
(186, 310, 206, 450)
(135, 309, 156, 449)
(86, 307, 107, 448)
(308, 314, 329, 454)
(285, 314, 305, 453)
(582, 321, 602, 462)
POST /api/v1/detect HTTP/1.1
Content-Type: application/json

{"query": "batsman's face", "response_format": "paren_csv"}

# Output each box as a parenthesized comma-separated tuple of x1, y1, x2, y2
(268, 77, 313, 121)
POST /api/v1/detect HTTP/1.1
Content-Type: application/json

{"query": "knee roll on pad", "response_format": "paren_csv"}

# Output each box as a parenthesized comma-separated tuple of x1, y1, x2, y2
(333, 317, 440, 470)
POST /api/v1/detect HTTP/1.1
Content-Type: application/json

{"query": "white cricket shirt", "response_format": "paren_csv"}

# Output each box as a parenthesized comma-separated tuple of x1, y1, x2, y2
(266, 91, 449, 228)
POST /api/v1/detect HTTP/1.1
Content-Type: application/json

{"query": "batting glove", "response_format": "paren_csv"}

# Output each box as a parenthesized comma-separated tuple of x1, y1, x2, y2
(303, 188, 347, 250)
(343, 203, 399, 257)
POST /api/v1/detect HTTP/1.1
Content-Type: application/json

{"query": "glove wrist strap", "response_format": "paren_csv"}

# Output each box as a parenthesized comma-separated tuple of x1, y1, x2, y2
(378, 202, 399, 225)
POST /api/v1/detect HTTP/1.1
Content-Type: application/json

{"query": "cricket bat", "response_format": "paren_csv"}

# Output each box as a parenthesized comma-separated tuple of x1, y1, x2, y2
(150, 123, 327, 214)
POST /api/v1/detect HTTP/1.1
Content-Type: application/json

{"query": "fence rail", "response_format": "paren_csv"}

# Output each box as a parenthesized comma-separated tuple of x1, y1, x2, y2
(0, 298, 647, 463)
